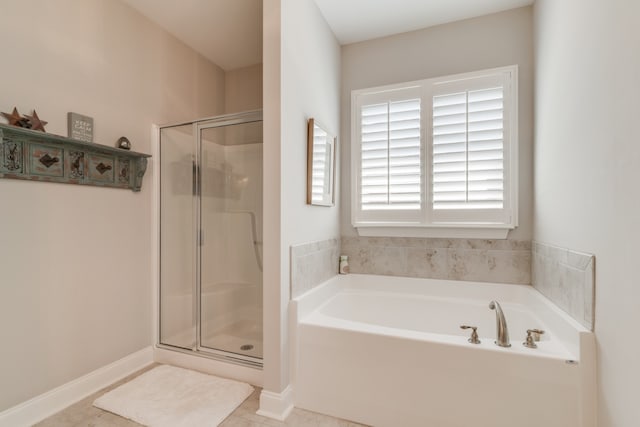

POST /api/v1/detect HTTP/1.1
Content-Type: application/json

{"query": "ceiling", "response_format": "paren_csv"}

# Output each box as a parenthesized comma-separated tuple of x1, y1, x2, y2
(314, 0, 534, 45)
(121, 0, 262, 71)
(121, 0, 532, 70)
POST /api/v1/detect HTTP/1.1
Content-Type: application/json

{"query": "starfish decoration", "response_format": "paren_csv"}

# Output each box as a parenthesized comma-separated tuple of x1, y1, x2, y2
(1, 107, 23, 126)
(25, 110, 47, 132)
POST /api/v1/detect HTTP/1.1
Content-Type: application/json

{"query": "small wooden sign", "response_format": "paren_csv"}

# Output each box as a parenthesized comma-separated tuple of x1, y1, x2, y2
(67, 112, 93, 142)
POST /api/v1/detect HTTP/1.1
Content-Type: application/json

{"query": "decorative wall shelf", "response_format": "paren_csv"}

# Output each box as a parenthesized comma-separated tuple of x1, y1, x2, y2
(0, 124, 150, 192)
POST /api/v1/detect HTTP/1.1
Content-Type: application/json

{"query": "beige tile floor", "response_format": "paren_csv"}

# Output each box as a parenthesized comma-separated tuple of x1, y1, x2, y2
(35, 364, 367, 427)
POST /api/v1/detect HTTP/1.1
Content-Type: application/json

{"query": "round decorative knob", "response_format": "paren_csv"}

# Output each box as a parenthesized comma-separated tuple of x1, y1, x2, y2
(117, 136, 131, 150)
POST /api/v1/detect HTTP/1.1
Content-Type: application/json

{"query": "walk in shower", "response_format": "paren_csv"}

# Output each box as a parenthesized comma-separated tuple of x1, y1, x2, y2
(159, 111, 263, 367)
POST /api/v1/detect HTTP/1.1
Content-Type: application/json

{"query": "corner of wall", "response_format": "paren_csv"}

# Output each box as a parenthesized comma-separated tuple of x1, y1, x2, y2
(257, 385, 294, 421)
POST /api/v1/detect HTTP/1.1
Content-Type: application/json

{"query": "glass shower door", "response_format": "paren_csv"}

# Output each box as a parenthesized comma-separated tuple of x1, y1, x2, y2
(198, 119, 263, 361)
(159, 123, 197, 350)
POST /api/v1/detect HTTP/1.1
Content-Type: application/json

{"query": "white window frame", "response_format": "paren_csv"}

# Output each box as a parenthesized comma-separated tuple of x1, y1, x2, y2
(351, 66, 518, 239)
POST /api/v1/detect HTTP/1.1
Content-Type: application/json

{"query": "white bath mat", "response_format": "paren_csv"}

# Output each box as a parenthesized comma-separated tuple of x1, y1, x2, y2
(93, 365, 253, 427)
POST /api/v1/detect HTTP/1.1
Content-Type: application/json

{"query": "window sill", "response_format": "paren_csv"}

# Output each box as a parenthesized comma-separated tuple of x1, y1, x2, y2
(354, 224, 513, 239)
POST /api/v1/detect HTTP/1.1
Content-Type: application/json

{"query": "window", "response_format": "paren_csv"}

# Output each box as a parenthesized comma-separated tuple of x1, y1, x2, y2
(351, 66, 518, 238)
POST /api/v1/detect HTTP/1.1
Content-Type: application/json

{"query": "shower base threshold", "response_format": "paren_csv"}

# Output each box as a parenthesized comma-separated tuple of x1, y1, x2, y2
(154, 346, 263, 387)
(156, 341, 263, 368)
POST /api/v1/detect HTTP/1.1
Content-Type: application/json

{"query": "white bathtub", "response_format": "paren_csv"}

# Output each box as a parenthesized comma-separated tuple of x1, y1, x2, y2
(291, 274, 595, 427)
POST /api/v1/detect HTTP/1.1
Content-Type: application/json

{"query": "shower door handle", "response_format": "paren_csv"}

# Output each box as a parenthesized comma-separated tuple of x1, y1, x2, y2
(192, 161, 199, 196)
(199, 229, 205, 246)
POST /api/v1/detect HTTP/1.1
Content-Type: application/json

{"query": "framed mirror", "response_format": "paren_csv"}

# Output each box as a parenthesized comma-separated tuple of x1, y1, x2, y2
(307, 118, 336, 206)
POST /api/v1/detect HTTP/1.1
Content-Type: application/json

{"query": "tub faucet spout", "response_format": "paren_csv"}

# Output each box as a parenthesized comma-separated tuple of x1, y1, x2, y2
(489, 300, 511, 347)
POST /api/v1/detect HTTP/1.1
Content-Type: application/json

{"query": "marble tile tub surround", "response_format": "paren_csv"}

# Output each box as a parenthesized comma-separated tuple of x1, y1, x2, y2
(532, 241, 595, 331)
(290, 238, 340, 298)
(341, 237, 531, 285)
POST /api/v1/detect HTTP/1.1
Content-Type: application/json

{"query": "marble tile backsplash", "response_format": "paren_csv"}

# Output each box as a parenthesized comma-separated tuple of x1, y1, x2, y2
(291, 237, 594, 330)
(290, 238, 340, 298)
(532, 241, 595, 330)
(341, 237, 531, 285)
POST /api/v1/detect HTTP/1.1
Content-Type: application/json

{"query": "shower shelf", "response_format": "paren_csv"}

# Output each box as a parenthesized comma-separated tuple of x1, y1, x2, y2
(0, 123, 151, 192)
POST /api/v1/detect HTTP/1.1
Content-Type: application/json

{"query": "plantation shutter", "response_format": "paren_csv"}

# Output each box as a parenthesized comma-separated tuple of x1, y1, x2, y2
(352, 66, 516, 232)
(360, 98, 421, 211)
(311, 126, 329, 203)
(432, 86, 504, 210)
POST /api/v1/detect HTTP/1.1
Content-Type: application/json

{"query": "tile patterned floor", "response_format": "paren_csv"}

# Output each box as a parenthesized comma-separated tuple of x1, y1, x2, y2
(35, 364, 367, 427)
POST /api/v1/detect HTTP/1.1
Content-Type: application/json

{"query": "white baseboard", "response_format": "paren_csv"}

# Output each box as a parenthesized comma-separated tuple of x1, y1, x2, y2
(257, 385, 294, 421)
(0, 346, 154, 427)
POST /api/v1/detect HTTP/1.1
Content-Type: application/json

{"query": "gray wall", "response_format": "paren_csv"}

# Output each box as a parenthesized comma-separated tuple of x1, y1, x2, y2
(0, 0, 226, 411)
(340, 6, 534, 241)
(262, 0, 341, 395)
(533, 0, 640, 425)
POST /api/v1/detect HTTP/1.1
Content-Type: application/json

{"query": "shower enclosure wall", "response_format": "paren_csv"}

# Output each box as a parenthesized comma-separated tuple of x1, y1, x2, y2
(159, 111, 263, 367)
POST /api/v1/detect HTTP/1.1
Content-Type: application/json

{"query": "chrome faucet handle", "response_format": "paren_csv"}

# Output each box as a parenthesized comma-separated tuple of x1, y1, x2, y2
(530, 328, 544, 341)
(460, 325, 481, 344)
(523, 329, 545, 348)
